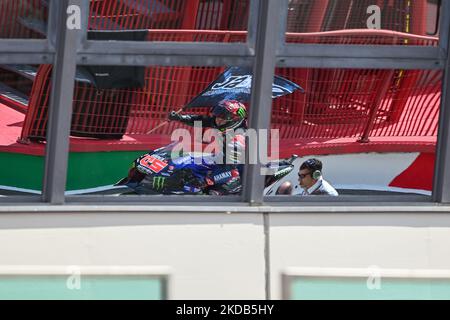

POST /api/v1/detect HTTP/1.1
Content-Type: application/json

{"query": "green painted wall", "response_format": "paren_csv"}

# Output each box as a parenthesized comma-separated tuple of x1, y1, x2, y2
(289, 277, 450, 300)
(0, 150, 146, 192)
(0, 152, 44, 191)
(0, 275, 164, 300)
(66, 150, 146, 191)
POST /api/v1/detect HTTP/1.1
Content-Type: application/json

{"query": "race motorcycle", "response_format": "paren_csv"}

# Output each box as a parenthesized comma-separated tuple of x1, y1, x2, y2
(114, 67, 303, 195)
(115, 142, 298, 195)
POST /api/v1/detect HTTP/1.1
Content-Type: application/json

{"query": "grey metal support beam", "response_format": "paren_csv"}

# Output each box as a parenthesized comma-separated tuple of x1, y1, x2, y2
(265, 194, 431, 203)
(276, 0, 289, 54)
(79, 0, 90, 47)
(47, 0, 61, 50)
(275, 56, 443, 70)
(42, 0, 82, 204)
(433, 10, 450, 203)
(0, 196, 42, 204)
(65, 195, 242, 203)
(247, 0, 260, 54)
(244, 0, 280, 205)
(0, 53, 54, 65)
(280, 44, 443, 59)
(77, 42, 255, 66)
(0, 39, 54, 53)
(81, 41, 253, 57)
(76, 54, 253, 67)
(263, 212, 271, 300)
(0, 40, 54, 64)
(439, 0, 450, 55)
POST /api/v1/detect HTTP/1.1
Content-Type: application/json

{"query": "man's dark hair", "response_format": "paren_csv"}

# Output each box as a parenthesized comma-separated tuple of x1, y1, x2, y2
(300, 158, 322, 173)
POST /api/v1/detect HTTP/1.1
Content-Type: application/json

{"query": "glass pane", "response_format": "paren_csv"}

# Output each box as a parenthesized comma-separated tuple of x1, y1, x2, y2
(0, 64, 50, 196)
(286, 0, 440, 46)
(0, 275, 165, 300)
(265, 68, 442, 197)
(88, 0, 249, 42)
(66, 64, 251, 197)
(0, 0, 48, 39)
(287, 276, 450, 300)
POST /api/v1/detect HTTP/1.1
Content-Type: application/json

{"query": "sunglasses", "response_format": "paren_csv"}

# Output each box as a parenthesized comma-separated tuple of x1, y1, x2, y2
(298, 172, 311, 179)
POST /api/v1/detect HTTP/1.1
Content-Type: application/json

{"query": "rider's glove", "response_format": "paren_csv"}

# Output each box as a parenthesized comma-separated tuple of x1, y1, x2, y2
(221, 176, 242, 194)
(168, 111, 181, 121)
(220, 169, 242, 194)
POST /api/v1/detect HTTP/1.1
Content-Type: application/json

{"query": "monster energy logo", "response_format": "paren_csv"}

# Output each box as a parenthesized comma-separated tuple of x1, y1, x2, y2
(237, 107, 246, 118)
(152, 176, 166, 190)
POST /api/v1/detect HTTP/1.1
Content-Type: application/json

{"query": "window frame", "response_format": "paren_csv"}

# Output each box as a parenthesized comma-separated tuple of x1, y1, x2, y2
(0, 0, 447, 206)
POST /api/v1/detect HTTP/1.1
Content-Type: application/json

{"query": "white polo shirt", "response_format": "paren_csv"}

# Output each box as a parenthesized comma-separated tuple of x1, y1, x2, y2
(300, 177, 339, 196)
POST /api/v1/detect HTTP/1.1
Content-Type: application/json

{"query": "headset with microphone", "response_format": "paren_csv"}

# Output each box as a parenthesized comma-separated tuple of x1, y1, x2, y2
(304, 159, 322, 180)
(312, 169, 322, 180)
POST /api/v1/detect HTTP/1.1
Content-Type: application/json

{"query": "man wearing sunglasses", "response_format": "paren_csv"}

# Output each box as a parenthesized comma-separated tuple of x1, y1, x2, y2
(275, 158, 338, 196)
(297, 158, 338, 196)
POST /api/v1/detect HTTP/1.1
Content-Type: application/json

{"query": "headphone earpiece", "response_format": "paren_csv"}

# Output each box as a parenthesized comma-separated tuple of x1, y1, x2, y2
(312, 170, 322, 180)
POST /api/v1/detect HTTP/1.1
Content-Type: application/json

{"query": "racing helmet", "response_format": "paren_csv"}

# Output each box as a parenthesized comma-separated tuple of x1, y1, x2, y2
(211, 100, 247, 132)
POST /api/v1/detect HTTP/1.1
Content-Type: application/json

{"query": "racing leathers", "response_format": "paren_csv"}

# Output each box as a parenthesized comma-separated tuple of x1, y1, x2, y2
(169, 112, 246, 195)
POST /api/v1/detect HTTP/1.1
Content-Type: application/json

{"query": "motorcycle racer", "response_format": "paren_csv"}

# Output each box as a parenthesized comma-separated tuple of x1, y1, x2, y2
(167, 100, 247, 194)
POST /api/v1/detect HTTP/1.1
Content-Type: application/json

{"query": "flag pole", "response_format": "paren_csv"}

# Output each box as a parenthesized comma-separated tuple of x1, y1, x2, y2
(146, 107, 184, 134)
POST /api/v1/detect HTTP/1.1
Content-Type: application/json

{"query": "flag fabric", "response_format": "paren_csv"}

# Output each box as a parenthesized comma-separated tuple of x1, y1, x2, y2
(184, 66, 304, 108)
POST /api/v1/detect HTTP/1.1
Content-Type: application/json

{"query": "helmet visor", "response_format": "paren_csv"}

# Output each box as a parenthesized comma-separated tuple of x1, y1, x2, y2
(212, 106, 233, 120)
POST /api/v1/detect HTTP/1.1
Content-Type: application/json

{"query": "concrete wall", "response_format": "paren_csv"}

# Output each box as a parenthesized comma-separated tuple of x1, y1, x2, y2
(270, 213, 450, 299)
(0, 212, 265, 299)
(1, 207, 450, 299)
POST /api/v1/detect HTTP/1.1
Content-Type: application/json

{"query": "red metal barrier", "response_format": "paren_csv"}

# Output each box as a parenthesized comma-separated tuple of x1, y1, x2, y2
(285, 29, 438, 45)
(271, 67, 441, 140)
(6, 0, 439, 145)
(0, 0, 249, 38)
(146, 29, 246, 42)
(88, 0, 249, 32)
(19, 64, 52, 143)
(0, 0, 437, 40)
(18, 29, 441, 145)
(0, 0, 47, 38)
(286, 0, 433, 36)
(89, 0, 185, 30)
(273, 29, 440, 140)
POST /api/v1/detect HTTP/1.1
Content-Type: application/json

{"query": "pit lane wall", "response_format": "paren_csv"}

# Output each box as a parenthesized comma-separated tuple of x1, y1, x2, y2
(0, 208, 450, 299)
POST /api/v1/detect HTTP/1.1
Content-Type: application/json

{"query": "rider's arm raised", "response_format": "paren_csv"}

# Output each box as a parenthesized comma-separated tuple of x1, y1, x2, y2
(169, 111, 215, 127)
